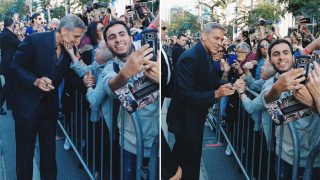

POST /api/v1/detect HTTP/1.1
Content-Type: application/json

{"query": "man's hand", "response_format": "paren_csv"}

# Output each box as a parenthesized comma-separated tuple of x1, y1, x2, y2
(306, 61, 320, 98)
(33, 77, 55, 92)
(233, 79, 246, 94)
(274, 68, 306, 92)
(169, 166, 182, 180)
(143, 58, 160, 83)
(215, 83, 235, 98)
(83, 71, 96, 88)
(293, 84, 314, 107)
(121, 44, 153, 78)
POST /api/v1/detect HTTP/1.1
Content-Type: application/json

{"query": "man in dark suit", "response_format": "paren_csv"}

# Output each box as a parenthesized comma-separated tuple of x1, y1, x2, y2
(0, 17, 21, 115)
(167, 22, 236, 179)
(10, 14, 86, 180)
(171, 33, 187, 68)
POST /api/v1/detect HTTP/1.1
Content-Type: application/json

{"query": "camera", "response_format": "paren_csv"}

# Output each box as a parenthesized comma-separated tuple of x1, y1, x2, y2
(87, 2, 108, 13)
(294, 55, 312, 84)
(259, 20, 273, 26)
(141, 29, 158, 61)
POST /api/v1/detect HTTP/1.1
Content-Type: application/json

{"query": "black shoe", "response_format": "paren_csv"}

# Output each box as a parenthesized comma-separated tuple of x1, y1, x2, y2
(0, 108, 6, 115)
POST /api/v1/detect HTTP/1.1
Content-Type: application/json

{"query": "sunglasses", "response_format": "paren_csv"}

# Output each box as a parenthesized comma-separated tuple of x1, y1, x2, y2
(161, 27, 167, 31)
(97, 27, 104, 32)
(259, 44, 269, 49)
(217, 50, 224, 54)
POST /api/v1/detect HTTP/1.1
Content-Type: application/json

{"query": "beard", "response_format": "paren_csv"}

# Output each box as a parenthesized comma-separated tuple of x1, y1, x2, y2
(109, 44, 134, 59)
(271, 62, 290, 74)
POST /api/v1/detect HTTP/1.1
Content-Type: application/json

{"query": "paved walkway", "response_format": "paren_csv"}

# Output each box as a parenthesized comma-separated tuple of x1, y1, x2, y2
(0, 104, 88, 180)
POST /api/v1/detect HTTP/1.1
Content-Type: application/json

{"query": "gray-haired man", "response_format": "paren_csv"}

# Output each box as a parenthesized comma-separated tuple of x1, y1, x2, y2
(10, 14, 86, 180)
(167, 22, 236, 179)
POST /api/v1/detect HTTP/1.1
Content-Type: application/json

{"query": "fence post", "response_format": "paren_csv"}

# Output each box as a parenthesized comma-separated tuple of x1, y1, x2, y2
(149, 135, 159, 180)
(288, 123, 300, 180)
(131, 113, 148, 180)
(303, 136, 320, 180)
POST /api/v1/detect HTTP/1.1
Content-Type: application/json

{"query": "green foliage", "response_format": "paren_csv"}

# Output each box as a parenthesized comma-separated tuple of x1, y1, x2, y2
(168, 11, 200, 36)
(248, 2, 281, 26)
(278, 0, 320, 22)
(50, 6, 66, 19)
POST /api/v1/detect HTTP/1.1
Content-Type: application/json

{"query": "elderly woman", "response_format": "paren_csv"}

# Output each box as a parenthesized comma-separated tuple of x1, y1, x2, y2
(229, 42, 252, 78)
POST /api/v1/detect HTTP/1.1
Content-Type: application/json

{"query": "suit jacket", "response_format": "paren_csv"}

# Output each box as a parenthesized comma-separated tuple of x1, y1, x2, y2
(171, 43, 185, 68)
(167, 42, 222, 139)
(10, 31, 72, 121)
(161, 48, 173, 104)
(0, 28, 21, 75)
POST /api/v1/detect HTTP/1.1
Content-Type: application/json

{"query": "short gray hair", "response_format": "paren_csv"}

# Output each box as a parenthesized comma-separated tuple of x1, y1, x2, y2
(56, 14, 86, 33)
(236, 42, 251, 54)
(203, 22, 225, 33)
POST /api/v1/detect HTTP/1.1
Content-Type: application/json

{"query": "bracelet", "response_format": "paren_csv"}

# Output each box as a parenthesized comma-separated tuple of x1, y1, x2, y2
(303, 48, 312, 55)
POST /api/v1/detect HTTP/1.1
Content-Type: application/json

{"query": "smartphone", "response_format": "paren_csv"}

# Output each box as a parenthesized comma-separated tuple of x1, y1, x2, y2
(141, 29, 158, 61)
(300, 17, 311, 24)
(227, 53, 237, 65)
(134, 4, 145, 19)
(294, 55, 312, 83)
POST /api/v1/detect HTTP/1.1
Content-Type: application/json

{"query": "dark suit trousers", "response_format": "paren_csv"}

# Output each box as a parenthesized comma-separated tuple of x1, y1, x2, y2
(14, 106, 57, 180)
(173, 133, 204, 180)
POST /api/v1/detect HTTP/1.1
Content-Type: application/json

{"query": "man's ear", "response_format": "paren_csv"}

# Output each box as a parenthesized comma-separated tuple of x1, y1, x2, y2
(61, 27, 67, 36)
(201, 32, 207, 42)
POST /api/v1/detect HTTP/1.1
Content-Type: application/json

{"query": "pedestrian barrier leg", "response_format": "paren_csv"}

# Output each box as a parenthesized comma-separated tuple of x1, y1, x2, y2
(149, 135, 159, 180)
(303, 136, 320, 180)
(288, 123, 300, 180)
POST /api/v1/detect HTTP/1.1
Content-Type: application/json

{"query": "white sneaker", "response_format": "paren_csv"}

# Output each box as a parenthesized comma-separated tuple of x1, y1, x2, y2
(225, 144, 232, 156)
(64, 139, 71, 150)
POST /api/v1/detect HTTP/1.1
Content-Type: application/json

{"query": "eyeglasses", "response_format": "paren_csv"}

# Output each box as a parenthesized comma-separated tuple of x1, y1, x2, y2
(259, 44, 269, 49)
(97, 27, 104, 32)
(217, 50, 224, 54)
(236, 52, 247, 55)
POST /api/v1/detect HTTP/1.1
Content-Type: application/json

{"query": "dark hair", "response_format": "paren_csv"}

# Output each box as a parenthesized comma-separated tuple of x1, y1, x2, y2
(177, 33, 187, 39)
(86, 21, 100, 46)
(31, 13, 40, 23)
(268, 39, 293, 58)
(4, 17, 14, 28)
(256, 38, 271, 60)
(103, 20, 131, 43)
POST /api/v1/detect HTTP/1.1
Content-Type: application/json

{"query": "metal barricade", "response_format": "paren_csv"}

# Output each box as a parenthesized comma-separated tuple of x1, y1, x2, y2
(57, 89, 159, 180)
(207, 88, 313, 180)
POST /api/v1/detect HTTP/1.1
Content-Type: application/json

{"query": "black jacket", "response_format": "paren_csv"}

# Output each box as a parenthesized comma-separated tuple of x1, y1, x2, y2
(0, 28, 21, 75)
(167, 42, 222, 139)
(10, 31, 72, 121)
(171, 43, 185, 68)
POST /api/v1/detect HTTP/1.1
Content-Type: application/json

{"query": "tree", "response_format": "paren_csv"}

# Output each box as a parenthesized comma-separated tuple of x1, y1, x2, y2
(168, 11, 200, 36)
(197, 0, 235, 22)
(232, 1, 282, 32)
(278, 0, 320, 36)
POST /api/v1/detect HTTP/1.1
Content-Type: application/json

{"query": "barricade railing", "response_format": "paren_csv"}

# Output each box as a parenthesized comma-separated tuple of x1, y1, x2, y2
(57, 89, 159, 180)
(206, 87, 313, 180)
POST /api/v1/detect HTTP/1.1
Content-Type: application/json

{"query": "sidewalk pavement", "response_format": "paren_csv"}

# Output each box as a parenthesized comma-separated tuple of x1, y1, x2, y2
(0, 107, 88, 180)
